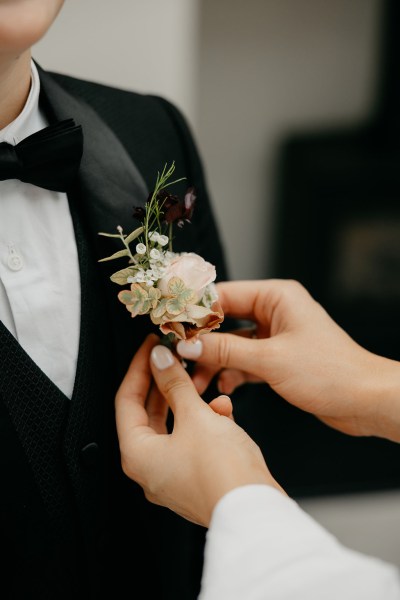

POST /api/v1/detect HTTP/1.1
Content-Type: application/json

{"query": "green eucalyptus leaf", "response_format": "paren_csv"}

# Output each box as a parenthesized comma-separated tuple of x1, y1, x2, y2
(98, 249, 130, 262)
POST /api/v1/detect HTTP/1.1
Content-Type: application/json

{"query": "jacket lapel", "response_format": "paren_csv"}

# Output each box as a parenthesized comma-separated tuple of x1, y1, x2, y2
(38, 64, 153, 379)
(37, 64, 149, 243)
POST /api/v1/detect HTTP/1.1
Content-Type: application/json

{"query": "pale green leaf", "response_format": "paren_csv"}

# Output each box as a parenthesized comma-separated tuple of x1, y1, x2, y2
(165, 277, 196, 313)
(124, 226, 144, 245)
(110, 267, 138, 285)
(179, 288, 196, 305)
(166, 296, 186, 315)
(118, 290, 134, 305)
(118, 285, 147, 316)
(152, 298, 168, 318)
(148, 287, 162, 306)
(168, 277, 186, 296)
(98, 232, 122, 238)
(98, 249, 130, 262)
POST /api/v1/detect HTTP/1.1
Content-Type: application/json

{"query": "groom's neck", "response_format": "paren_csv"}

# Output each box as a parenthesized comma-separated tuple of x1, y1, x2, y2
(0, 50, 31, 130)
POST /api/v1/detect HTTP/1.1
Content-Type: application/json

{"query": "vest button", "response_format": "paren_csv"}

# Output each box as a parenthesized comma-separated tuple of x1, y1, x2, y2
(80, 442, 100, 469)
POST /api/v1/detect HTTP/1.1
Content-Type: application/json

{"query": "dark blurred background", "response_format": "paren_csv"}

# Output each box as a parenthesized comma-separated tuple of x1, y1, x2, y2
(272, 0, 400, 365)
(261, 0, 400, 497)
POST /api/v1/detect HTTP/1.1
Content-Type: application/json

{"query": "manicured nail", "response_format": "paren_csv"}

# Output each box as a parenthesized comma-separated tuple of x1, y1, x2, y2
(177, 339, 203, 360)
(151, 345, 175, 370)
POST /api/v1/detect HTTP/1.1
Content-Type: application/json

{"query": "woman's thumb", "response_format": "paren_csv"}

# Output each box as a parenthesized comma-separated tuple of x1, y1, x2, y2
(150, 345, 204, 416)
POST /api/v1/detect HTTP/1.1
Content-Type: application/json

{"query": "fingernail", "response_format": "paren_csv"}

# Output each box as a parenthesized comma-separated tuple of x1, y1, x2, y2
(151, 345, 175, 370)
(177, 339, 203, 360)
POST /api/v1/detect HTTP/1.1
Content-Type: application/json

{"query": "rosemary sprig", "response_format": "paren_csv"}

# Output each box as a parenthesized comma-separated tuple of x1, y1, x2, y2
(143, 161, 185, 257)
(98, 161, 186, 263)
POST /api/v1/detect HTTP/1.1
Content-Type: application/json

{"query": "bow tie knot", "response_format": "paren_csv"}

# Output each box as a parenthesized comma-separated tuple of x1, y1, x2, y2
(0, 119, 83, 192)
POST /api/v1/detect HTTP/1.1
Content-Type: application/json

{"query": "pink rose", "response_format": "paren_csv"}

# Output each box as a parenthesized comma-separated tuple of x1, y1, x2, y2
(150, 253, 223, 340)
(158, 253, 216, 302)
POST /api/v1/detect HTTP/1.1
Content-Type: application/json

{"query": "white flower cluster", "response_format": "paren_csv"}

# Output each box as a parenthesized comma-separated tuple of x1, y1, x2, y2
(201, 282, 219, 308)
(127, 231, 177, 287)
(149, 231, 169, 246)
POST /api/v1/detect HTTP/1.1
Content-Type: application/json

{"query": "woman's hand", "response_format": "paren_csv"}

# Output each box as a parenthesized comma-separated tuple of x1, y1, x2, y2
(177, 279, 400, 442)
(115, 334, 283, 528)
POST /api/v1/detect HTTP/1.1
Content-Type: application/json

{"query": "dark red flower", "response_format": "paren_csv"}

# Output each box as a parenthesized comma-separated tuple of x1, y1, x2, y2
(132, 206, 146, 221)
(133, 187, 196, 227)
(162, 186, 196, 227)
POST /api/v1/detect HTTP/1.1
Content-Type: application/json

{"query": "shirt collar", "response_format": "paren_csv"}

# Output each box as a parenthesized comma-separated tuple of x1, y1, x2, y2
(0, 60, 45, 145)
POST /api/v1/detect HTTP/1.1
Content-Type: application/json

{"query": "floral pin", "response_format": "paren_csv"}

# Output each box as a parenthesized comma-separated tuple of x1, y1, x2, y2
(98, 162, 224, 342)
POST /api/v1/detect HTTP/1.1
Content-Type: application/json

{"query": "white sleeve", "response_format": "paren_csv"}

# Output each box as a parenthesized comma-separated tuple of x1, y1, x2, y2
(198, 485, 400, 600)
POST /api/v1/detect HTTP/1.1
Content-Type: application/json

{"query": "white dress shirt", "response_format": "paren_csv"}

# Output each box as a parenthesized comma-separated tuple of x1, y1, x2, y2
(200, 485, 400, 599)
(0, 61, 80, 398)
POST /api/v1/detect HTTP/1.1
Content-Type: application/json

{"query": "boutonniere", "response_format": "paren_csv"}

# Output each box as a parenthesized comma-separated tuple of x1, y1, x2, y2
(98, 162, 224, 342)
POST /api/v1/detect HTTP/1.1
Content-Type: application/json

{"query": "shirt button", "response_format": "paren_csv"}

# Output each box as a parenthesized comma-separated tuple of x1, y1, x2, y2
(7, 246, 23, 271)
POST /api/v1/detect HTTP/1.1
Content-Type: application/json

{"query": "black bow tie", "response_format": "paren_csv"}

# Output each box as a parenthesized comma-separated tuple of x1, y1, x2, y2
(0, 119, 83, 192)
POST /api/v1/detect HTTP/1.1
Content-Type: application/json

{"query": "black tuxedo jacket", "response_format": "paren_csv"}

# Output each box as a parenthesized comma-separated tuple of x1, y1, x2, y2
(0, 64, 228, 600)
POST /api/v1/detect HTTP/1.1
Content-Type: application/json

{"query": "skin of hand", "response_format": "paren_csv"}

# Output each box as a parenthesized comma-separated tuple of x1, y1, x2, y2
(115, 334, 284, 528)
(177, 279, 400, 443)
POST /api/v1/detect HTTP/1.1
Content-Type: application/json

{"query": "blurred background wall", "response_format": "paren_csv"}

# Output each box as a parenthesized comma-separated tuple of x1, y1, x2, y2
(34, 0, 201, 127)
(34, 0, 400, 568)
(197, 0, 381, 279)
